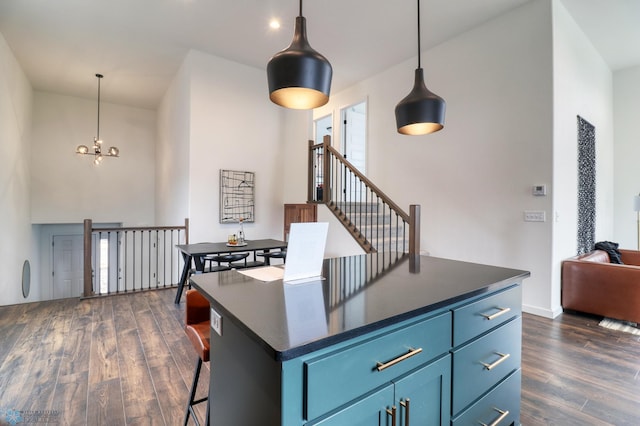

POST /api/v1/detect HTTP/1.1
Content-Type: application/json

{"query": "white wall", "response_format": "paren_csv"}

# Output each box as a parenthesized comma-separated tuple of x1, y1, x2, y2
(313, 1, 556, 316)
(551, 0, 614, 313)
(281, 108, 313, 205)
(318, 205, 366, 258)
(0, 32, 34, 305)
(184, 50, 286, 242)
(156, 57, 191, 227)
(31, 92, 156, 226)
(613, 65, 640, 250)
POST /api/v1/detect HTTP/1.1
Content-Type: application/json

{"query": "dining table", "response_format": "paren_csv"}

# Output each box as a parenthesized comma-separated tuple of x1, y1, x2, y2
(174, 239, 287, 304)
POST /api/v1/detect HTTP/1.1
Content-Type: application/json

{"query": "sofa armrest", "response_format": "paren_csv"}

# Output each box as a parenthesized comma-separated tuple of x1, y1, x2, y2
(562, 259, 640, 323)
(620, 249, 640, 266)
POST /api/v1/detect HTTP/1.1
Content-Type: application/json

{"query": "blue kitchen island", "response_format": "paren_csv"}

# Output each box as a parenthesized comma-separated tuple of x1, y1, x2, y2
(190, 252, 529, 425)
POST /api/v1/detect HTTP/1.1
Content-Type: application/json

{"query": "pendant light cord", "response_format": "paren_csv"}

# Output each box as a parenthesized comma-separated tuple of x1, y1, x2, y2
(417, 0, 421, 69)
(96, 75, 101, 140)
(299, 0, 302, 17)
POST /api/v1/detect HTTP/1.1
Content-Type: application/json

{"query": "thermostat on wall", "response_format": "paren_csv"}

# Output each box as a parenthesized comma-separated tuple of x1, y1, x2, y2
(532, 185, 547, 196)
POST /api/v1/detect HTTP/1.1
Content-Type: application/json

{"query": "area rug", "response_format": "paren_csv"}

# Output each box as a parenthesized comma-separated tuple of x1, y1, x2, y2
(599, 317, 640, 336)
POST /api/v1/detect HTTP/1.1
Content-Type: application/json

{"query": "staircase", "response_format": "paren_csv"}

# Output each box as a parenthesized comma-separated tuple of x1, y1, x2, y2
(309, 136, 420, 255)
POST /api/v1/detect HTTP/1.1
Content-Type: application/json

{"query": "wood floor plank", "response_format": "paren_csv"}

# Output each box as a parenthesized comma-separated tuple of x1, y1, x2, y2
(86, 297, 125, 423)
(521, 312, 640, 426)
(53, 371, 89, 425)
(0, 322, 25, 367)
(1, 289, 638, 425)
(111, 293, 166, 423)
(86, 377, 125, 425)
(50, 300, 99, 424)
(0, 298, 73, 413)
(130, 291, 194, 424)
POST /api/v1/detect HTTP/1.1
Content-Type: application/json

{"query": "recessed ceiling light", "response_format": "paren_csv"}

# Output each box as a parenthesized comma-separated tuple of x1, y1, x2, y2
(269, 19, 281, 30)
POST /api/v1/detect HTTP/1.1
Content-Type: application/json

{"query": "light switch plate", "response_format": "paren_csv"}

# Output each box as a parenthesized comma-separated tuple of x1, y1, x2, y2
(524, 211, 546, 222)
(211, 308, 222, 336)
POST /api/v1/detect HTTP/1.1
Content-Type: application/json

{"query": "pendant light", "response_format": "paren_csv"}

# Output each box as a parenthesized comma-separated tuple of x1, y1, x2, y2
(267, 0, 332, 109)
(76, 74, 119, 165)
(395, 0, 446, 135)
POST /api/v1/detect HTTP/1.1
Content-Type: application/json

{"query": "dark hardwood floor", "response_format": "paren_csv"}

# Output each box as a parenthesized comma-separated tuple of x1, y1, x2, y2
(521, 312, 640, 425)
(0, 289, 638, 425)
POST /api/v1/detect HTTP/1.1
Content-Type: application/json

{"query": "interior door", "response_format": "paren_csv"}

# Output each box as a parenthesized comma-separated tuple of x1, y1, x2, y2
(52, 234, 84, 299)
(341, 101, 367, 202)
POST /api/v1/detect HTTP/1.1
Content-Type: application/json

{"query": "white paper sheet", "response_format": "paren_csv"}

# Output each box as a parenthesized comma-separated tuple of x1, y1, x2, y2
(237, 266, 284, 282)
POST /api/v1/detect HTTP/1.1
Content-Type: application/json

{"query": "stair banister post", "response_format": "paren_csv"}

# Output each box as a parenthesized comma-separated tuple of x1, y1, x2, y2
(308, 139, 315, 203)
(83, 219, 94, 297)
(323, 135, 331, 203)
(409, 205, 420, 255)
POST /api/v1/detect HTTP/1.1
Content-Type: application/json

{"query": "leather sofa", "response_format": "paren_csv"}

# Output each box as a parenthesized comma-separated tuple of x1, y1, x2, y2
(561, 249, 640, 324)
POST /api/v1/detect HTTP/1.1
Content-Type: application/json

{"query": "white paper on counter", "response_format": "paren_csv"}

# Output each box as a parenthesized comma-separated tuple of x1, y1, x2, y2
(237, 266, 284, 282)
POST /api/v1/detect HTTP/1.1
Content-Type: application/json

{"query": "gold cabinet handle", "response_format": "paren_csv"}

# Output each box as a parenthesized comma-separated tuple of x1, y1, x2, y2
(480, 352, 510, 370)
(376, 347, 423, 372)
(386, 406, 397, 426)
(400, 398, 410, 426)
(480, 307, 511, 320)
(479, 407, 509, 426)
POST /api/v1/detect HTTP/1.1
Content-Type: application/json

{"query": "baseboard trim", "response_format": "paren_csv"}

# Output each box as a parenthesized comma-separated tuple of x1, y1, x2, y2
(523, 304, 563, 319)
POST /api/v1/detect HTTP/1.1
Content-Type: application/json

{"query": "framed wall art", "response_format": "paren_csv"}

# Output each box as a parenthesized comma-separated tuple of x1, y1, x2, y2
(220, 170, 255, 223)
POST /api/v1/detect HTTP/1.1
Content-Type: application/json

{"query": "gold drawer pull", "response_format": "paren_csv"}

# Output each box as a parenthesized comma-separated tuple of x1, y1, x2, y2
(480, 307, 511, 320)
(386, 405, 397, 426)
(400, 399, 410, 426)
(480, 352, 510, 370)
(479, 407, 509, 426)
(376, 347, 423, 371)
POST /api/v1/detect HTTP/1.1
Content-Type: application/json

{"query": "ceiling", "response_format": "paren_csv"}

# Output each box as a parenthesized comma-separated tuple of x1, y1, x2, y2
(1, 0, 638, 110)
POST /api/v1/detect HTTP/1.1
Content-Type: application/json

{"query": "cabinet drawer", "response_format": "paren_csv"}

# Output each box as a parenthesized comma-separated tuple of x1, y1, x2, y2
(452, 316, 521, 415)
(453, 285, 521, 346)
(452, 369, 521, 426)
(305, 311, 452, 421)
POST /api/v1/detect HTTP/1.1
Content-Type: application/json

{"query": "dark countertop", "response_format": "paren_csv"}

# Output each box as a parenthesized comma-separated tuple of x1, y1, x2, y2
(190, 252, 529, 361)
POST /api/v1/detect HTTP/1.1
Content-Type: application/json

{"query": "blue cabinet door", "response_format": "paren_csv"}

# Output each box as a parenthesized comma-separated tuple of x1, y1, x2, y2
(307, 384, 394, 426)
(394, 355, 452, 426)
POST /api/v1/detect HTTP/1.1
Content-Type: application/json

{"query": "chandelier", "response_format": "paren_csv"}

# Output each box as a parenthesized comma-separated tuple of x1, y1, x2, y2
(76, 74, 119, 165)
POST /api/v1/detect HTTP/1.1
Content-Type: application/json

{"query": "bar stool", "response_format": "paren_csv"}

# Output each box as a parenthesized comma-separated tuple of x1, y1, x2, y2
(184, 289, 210, 426)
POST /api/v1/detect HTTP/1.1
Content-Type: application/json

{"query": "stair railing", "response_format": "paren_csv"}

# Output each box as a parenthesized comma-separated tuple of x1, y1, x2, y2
(82, 218, 189, 297)
(309, 136, 420, 255)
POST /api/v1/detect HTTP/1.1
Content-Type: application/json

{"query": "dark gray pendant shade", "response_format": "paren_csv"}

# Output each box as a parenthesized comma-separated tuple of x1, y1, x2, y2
(267, 4, 332, 109)
(395, 0, 445, 135)
(395, 68, 445, 135)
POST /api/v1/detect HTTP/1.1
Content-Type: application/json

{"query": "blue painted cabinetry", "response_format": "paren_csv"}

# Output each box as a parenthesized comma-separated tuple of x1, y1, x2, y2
(451, 285, 523, 425)
(191, 253, 529, 425)
(304, 312, 452, 425)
